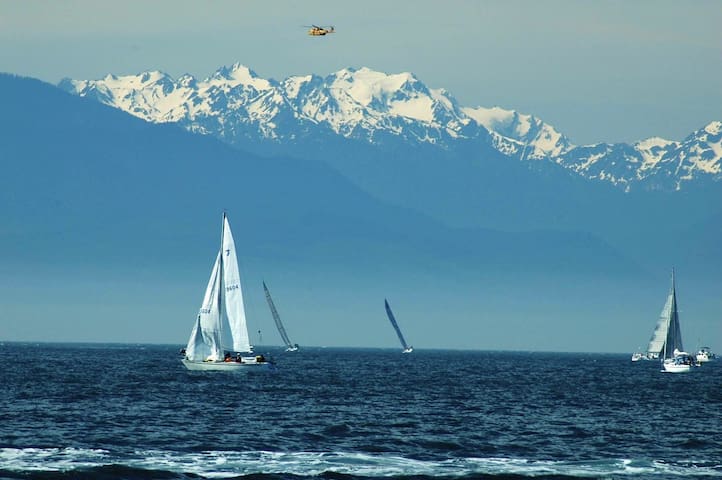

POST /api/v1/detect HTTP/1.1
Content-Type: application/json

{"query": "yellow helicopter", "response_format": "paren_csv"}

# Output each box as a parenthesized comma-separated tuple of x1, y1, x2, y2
(306, 25, 335, 36)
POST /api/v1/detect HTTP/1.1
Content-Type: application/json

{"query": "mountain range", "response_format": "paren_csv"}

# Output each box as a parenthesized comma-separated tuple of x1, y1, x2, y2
(57, 64, 722, 276)
(61, 63, 721, 192)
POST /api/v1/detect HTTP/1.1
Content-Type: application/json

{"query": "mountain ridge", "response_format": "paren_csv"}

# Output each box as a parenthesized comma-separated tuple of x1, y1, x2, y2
(60, 63, 721, 192)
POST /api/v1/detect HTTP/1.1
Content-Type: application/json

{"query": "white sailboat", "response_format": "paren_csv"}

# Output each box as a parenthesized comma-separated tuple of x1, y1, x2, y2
(181, 213, 272, 371)
(263, 281, 299, 352)
(385, 299, 413, 353)
(650, 270, 696, 373)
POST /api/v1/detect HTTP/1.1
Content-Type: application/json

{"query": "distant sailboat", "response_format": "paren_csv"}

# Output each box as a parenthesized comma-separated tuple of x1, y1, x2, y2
(181, 213, 272, 371)
(651, 270, 696, 373)
(263, 281, 299, 352)
(385, 299, 413, 353)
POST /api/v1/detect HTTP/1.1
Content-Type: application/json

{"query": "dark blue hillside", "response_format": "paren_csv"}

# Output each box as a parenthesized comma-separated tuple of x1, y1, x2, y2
(293, 135, 722, 277)
(0, 73, 633, 276)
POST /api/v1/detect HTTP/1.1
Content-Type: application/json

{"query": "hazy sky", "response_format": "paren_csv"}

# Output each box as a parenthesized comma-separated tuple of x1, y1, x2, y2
(1, 0, 720, 144)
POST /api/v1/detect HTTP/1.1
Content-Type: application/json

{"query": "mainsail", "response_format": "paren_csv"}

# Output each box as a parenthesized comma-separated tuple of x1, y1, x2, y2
(220, 215, 252, 353)
(385, 299, 410, 350)
(646, 270, 683, 359)
(263, 281, 295, 349)
(184, 213, 253, 361)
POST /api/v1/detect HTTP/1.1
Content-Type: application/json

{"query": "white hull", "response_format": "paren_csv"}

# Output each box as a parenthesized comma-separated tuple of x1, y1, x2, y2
(402, 347, 414, 353)
(182, 358, 273, 372)
(661, 350, 697, 373)
(285, 346, 299, 352)
(662, 362, 692, 373)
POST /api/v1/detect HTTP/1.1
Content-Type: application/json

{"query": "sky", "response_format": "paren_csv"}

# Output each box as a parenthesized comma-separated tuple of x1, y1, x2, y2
(1, 0, 720, 145)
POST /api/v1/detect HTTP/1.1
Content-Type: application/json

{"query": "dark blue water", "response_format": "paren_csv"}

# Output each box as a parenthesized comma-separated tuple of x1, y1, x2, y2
(1, 344, 721, 479)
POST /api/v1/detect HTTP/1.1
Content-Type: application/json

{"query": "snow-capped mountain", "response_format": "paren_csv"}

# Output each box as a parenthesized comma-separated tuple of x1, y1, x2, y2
(462, 106, 572, 159)
(554, 122, 722, 191)
(60, 64, 722, 191)
(61, 65, 478, 146)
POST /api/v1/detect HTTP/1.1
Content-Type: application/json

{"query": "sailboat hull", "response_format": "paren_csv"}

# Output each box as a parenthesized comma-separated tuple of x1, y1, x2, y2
(661, 350, 696, 373)
(662, 362, 692, 373)
(181, 358, 273, 372)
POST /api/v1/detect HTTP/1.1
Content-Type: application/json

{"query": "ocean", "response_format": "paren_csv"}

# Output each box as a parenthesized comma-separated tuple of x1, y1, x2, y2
(1, 344, 720, 479)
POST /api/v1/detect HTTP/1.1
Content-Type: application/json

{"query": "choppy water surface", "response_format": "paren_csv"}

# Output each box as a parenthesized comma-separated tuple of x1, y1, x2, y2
(1, 344, 720, 479)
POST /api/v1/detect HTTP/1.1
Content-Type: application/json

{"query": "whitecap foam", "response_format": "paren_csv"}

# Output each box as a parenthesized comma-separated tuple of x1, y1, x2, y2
(2, 448, 720, 478)
(129, 450, 722, 478)
(0, 447, 111, 472)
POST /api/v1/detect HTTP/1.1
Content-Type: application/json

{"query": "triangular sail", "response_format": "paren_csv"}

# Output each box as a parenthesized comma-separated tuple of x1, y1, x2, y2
(647, 290, 673, 356)
(221, 214, 252, 353)
(263, 281, 293, 348)
(185, 253, 223, 361)
(662, 272, 683, 359)
(647, 270, 684, 359)
(385, 299, 409, 350)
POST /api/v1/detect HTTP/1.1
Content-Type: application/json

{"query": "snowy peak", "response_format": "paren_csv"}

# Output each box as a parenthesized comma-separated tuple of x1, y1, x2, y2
(703, 120, 722, 136)
(208, 63, 273, 91)
(60, 64, 722, 191)
(307, 67, 468, 139)
(676, 121, 722, 176)
(329, 67, 426, 106)
(463, 106, 573, 158)
(552, 121, 722, 190)
(634, 137, 677, 174)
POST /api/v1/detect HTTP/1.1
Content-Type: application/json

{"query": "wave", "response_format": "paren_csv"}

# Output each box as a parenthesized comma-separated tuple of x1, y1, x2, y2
(1, 448, 720, 479)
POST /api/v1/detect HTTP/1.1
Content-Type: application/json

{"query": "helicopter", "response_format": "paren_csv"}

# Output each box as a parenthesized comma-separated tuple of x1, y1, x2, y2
(306, 25, 335, 36)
